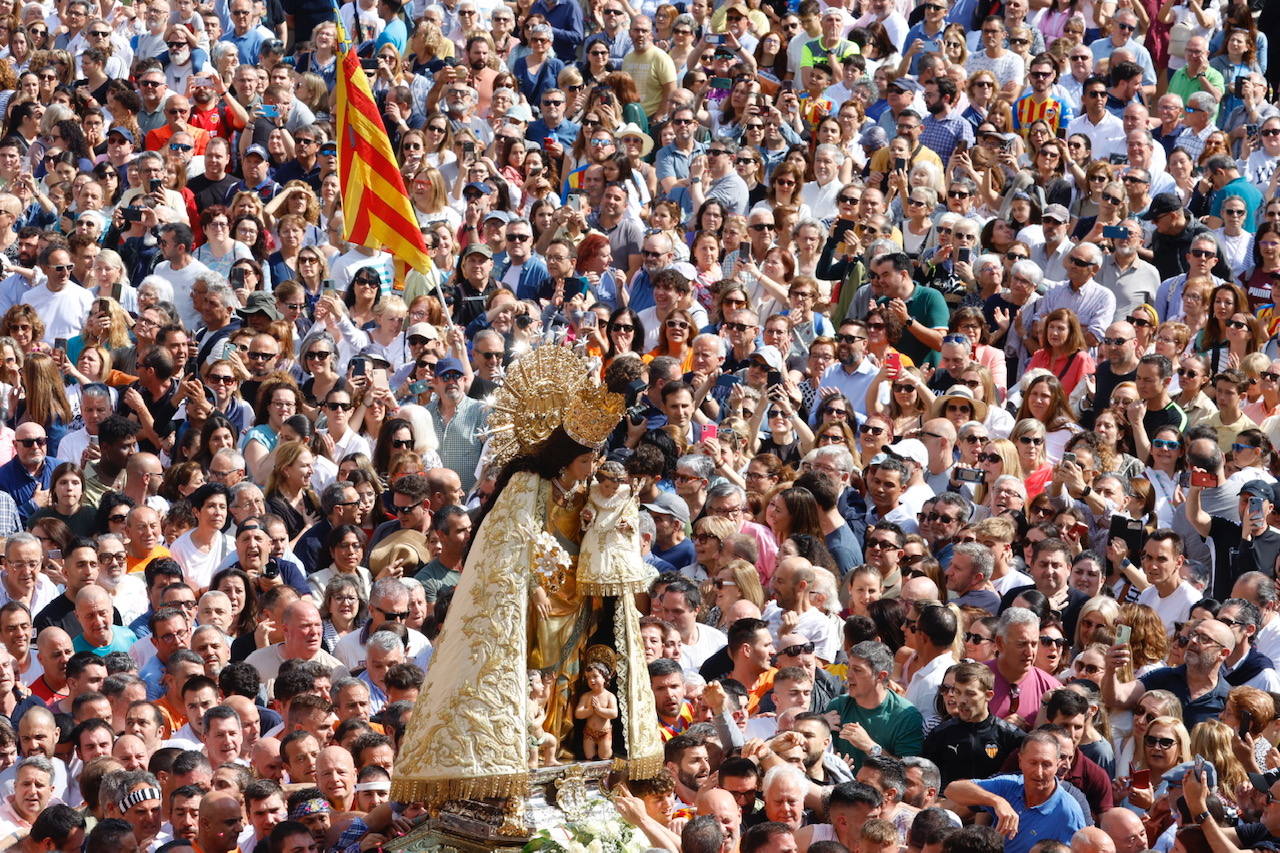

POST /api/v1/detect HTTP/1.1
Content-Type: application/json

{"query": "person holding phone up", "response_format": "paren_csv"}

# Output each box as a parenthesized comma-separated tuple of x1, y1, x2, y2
(1187, 479, 1280, 603)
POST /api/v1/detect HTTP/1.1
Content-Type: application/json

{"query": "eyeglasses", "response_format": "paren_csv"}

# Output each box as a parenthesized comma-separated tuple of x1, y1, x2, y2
(1226, 319, 1250, 330)
(1189, 248, 1217, 259)
(375, 607, 410, 621)
(963, 632, 993, 644)
(1144, 735, 1176, 749)
(1101, 336, 1133, 346)
(393, 502, 425, 514)
(325, 401, 354, 412)
(16, 437, 46, 447)
(835, 333, 865, 344)
(207, 374, 236, 384)
(1040, 636, 1069, 648)
(665, 319, 690, 329)
(247, 351, 277, 361)
(1151, 439, 1180, 450)
(1123, 175, 1149, 183)
(1017, 436, 1044, 446)
(777, 642, 815, 657)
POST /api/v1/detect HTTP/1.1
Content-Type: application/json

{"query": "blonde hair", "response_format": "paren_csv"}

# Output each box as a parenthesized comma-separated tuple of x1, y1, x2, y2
(1190, 719, 1248, 795)
(973, 438, 1022, 504)
(722, 558, 765, 609)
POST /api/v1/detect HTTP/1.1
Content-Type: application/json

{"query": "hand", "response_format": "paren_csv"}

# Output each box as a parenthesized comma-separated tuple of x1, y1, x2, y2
(1107, 642, 1132, 670)
(31, 486, 49, 509)
(838, 721, 875, 752)
(1106, 536, 1129, 566)
(254, 616, 276, 648)
(612, 792, 647, 827)
(1125, 399, 1146, 426)
(779, 610, 799, 634)
(80, 442, 101, 467)
(991, 797, 1020, 838)
(887, 297, 910, 324)
(703, 681, 726, 714)
(533, 585, 551, 620)
(993, 306, 1010, 330)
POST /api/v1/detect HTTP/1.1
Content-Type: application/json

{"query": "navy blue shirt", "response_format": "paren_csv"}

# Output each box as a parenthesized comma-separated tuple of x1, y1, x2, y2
(1138, 664, 1230, 728)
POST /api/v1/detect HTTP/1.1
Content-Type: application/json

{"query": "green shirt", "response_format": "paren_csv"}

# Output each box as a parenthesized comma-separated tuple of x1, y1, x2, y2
(889, 284, 949, 367)
(826, 689, 925, 771)
(415, 558, 461, 603)
(1167, 66, 1226, 121)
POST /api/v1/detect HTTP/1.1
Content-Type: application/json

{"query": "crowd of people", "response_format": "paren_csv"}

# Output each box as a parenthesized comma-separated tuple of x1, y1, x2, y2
(0, 0, 1279, 850)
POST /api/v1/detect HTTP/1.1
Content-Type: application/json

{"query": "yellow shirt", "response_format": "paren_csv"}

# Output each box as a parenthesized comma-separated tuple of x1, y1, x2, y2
(621, 48, 677, 118)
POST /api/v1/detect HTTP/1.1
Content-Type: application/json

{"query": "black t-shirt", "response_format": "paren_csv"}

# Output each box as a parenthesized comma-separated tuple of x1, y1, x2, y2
(187, 173, 240, 212)
(1207, 516, 1280, 599)
(1083, 362, 1137, 428)
(1236, 822, 1280, 850)
(922, 714, 1025, 787)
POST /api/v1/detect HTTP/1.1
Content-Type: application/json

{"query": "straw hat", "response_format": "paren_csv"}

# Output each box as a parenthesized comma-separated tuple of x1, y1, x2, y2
(929, 385, 989, 422)
(368, 529, 433, 578)
(615, 122, 654, 158)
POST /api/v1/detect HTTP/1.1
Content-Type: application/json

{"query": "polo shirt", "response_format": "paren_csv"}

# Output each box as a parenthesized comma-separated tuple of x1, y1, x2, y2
(972, 775, 1086, 853)
(1137, 664, 1230, 727)
(888, 285, 948, 367)
(986, 660, 1062, 721)
(827, 689, 924, 769)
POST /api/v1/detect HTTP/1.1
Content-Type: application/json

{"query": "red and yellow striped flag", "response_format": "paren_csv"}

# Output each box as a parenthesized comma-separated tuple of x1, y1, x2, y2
(334, 48, 431, 273)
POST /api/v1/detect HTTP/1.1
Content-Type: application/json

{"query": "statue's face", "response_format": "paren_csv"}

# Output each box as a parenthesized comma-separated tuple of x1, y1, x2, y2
(564, 451, 598, 484)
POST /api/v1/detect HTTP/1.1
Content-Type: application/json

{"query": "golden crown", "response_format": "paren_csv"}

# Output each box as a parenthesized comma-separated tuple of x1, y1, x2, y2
(485, 345, 623, 467)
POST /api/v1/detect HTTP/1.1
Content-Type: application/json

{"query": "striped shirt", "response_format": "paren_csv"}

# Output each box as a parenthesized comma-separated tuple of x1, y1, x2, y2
(1013, 93, 1074, 136)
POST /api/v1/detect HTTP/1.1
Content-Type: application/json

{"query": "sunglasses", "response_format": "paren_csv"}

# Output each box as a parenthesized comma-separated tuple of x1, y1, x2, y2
(963, 632, 993, 644)
(1151, 439, 1180, 450)
(777, 642, 815, 657)
(16, 437, 46, 447)
(1144, 735, 1176, 749)
(1017, 436, 1044, 446)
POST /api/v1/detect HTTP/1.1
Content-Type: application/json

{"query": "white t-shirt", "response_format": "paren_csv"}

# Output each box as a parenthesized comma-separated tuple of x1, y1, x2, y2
(1136, 580, 1200, 636)
(21, 283, 94, 344)
(153, 257, 213, 331)
(168, 529, 236, 591)
(679, 623, 726, 676)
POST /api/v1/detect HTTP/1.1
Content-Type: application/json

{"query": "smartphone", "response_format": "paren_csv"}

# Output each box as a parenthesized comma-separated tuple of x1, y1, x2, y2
(1070, 520, 1090, 539)
(1178, 470, 1192, 489)
(463, 141, 476, 157)
(121, 206, 144, 223)
(1236, 77, 1246, 98)
(260, 104, 280, 118)
(193, 76, 213, 87)
(1247, 124, 1260, 137)
(957, 247, 971, 264)
(699, 423, 718, 442)
(1131, 768, 1150, 789)
(954, 139, 968, 154)
(894, 156, 907, 171)
(579, 311, 598, 330)
(766, 369, 783, 387)
(409, 379, 431, 394)
(1108, 153, 1127, 165)
(1062, 451, 1077, 466)
(1113, 624, 1132, 646)
(1241, 709, 1255, 739)
(1102, 225, 1130, 240)
(220, 340, 237, 361)
(568, 191, 584, 212)
(322, 278, 336, 294)
(89, 435, 99, 447)
(710, 76, 733, 90)
(706, 33, 726, 45)
(884, 351, 902, 373)
(716, 373, 742, 389)
(47, 549, 61, 561)
(955, 467, 985, 484)
(1190, 469, 1219, 488)
(738, 241, 750, 259)
(229, 267, 246, 288)
(360, 57, 378, 72)
(1251, 496, 1265, 516)
(351, 358, 366, 377)
(53, 337, 66, 352)
(148, 178, 162, 193)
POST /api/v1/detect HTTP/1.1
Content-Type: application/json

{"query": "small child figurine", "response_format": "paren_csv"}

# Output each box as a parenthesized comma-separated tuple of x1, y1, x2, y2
(528, 671, 558, 767)
(576, 462, 655, 596)
(574, 662, 618, 760)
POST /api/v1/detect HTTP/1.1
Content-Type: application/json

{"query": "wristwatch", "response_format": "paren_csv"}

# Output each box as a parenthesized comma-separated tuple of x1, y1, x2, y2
(1078, 485, 1093, 499)
(868, 745, 883, 757)
(1192, 810, 1212, 826)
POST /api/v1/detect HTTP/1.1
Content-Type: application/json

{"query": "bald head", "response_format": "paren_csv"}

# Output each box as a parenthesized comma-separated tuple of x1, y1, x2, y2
(1100, 808, 1146, 853)
(696, 787, 741, 841)
(900, 575, 941, 604)
(725, 599, 763, 623)
(1072, 827, 1116, 853)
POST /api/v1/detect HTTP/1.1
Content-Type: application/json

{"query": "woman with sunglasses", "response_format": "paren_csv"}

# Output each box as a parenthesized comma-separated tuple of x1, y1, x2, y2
(867, 365, 932, 438)
(297, 330, 341, 409)
(751, 163, 811, 222)
(1008, 418, 1053, 500)
(1209, 298, 1266, 374)
(1035, 616, 1070, 678)
(854, 414, 893, 473)
(1114, 686, 1183, 780)
(645, 308, 695, 369)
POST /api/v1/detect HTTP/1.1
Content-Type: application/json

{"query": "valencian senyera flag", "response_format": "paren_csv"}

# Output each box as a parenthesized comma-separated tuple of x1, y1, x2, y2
(333, 21, 431, 275)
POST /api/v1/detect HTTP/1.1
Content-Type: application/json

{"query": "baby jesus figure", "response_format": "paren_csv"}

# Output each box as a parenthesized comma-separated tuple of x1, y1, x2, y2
(528, 671, 558, 767)
(573, 662, 618, 760)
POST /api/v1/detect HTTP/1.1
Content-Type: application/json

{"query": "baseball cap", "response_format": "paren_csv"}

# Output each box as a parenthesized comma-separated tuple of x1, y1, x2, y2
(1143, 192, 1185, 221)
(1042, 204, 1070, 223)
(885, 438, 927, 467)
(406, 323, 440, 342)
(434, 356, 465, 377)
(244, 144, 269, 160)
(642, 492, 691, 525)
(462, 243, 493, 259)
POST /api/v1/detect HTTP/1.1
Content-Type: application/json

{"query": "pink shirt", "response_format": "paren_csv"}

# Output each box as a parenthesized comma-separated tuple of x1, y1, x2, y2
(987, 661, 1062, 721)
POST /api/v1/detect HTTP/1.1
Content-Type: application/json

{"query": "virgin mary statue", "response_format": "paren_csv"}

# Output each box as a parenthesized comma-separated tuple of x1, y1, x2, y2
(390, 346, 664, 807)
